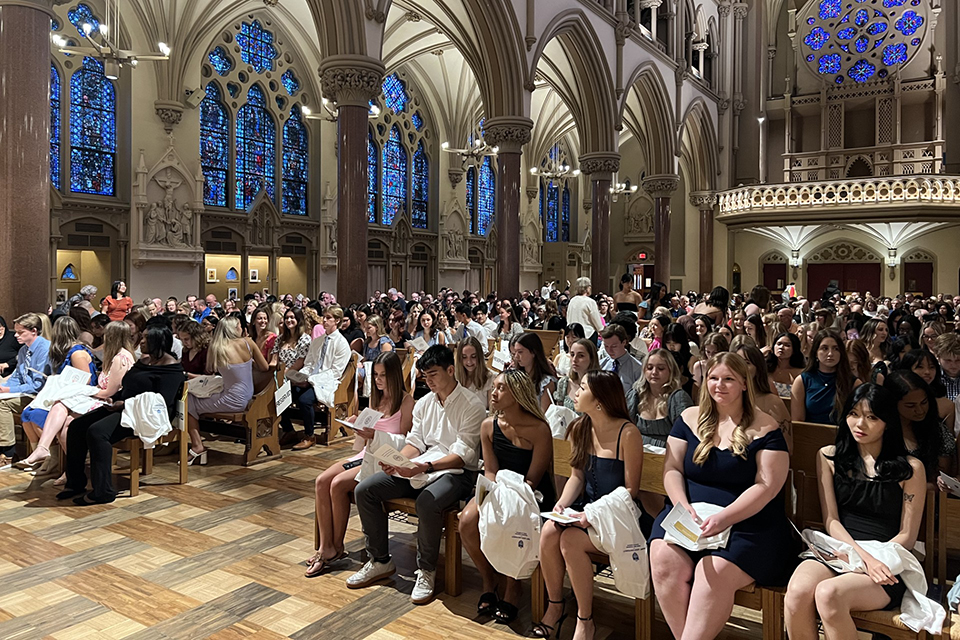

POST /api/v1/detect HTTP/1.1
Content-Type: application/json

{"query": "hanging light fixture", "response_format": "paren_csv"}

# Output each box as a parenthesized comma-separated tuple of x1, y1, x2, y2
(301, 99, 380, 122)
(530, 142, 580, 179)
(609, 173, 638, 202)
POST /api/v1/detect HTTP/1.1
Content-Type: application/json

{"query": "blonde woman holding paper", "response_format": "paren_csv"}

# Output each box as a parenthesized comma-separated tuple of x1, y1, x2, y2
(306, 351, 413, 578)
(648, 352, 794, 640)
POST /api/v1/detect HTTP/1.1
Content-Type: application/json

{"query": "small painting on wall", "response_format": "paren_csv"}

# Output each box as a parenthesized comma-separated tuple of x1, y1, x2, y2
(56, 289, 68, 304)
(249, 269, 260, 283)
(206, 268, 217, 283)
(227, 287, 238, 300)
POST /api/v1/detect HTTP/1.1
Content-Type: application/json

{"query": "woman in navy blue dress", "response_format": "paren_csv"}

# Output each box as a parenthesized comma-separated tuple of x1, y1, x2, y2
(649, 352, 796, 640)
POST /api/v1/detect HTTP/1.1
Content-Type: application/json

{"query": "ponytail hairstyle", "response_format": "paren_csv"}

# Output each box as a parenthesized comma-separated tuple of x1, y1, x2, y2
(566, 371, 631, 470)
(693, 352, 756, 466)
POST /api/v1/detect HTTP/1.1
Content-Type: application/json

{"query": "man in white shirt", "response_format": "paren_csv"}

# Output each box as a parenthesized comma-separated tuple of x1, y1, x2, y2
(472, 302, 498, 340)
(565, 277, 605, 340)
(347, 345, 486, 605)
(450, 304, 488, 349)
(280, 305, 351, 450)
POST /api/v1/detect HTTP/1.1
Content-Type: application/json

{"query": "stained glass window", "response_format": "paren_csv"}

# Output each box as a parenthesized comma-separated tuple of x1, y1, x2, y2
(477, 157, 495, 236)
(226, 268, 239, 282)
(543, 180, 559, 242)
(381, 125, 407, 226)
(67, 3, 99, 36)
(235, 20, 277, 73)
(281, 69, 300, 96)
(411, 142, 429, 229)
(199, 82, 229, 207)
(282, 106, 308, 215)
(561, 185, 570, 242)
(368, 130, 378, 223)
(61, 264, 78, 280)
(466, 167, 477, 234)
(382, 74, 408, 113)
(235, 85, 275, 210)
(208, 47, 232, 75)
(69, 57, 115, 195)
(50, 65, 61, 189)
(411, 112, 424, 131)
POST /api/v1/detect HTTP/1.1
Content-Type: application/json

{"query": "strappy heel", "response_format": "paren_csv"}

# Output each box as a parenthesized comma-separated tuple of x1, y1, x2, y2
(187, 448, 207, 466)
(531, 598, 567, 638)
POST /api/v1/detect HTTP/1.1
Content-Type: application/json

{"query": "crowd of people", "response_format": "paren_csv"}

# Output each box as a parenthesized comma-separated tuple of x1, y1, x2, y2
(5, 276, 960, 638)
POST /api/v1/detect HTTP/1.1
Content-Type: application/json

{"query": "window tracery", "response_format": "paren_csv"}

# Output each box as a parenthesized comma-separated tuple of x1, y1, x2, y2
(69, 57, 116, 196)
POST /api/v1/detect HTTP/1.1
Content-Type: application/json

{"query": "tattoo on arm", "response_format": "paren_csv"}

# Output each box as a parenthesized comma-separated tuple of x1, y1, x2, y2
(904, 493, 915, 503)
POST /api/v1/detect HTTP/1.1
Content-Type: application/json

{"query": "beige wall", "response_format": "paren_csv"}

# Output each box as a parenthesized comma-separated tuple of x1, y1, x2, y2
(202, 254, 241, 302)
(132, 262, 202, 303)
(56, 250, 111, 304)
(278, 257, 307, 298)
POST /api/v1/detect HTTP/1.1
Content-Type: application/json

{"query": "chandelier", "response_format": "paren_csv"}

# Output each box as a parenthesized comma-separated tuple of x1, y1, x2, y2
(441, 137, 498, 163)
(301, 99, 380, 122)
(530, 142, 579, 179)
(609, 174, 638, 202)
(52, 0, 169, 80)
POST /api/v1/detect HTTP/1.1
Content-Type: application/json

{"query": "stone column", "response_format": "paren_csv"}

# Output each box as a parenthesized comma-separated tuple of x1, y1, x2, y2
(943, 0, 960, 174)
(642, 175, 680, 287)
(320, 57, 384, 307)
(690, 191, 718, 293)
(580, 153, 620, 295)
(0, 0, 53, 314)
(484, 117, 533, 299)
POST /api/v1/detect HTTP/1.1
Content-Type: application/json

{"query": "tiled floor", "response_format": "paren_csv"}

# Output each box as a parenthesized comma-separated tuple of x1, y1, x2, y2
(0, 438, 764, 639)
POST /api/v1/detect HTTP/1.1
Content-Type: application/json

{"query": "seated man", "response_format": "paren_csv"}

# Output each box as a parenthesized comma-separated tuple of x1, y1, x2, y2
(450, 304, 487, 349)
(347, 345, 486, 604)
(472, 303, 498, 341)
(599, 323, 642, 396)
(0, 313, 50, 464)
(280, 305, 351, 450)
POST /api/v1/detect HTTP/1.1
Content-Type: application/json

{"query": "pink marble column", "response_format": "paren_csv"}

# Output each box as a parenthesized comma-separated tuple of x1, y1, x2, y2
(320, 59, 384, 306)
(485, 117, 532, 298)
(0, 2, 53, 314)
(580, 153, 619, 295)
(642, 175, 680, 288)
(691, 191, 718, 294)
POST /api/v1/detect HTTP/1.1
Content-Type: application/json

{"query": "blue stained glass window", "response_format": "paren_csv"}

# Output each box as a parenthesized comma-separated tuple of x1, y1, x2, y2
(368, 130, 378, 223)
(199, 82, 229, 207)
(208, 47, 232, 75)
(281, 70, 300, 96)
(282, 106, 308, 215)
(381, 126, 407, 226)
(382, 74, 409, 113)
(849, 59, 876, 83)
(69, 57, 115, 195)
(882, 43, 908, 65)
(807, 17, 816, 25)
(235, 85, 275, 210)
(466, 167, 477, 234)
(544, 181, 559, 243)
(837, 27, 856, 40)
(883, 0, 907, 6)
(61, 264, 78, 280)
(235, 20, 277, 73)
(412, 142, 428, 229)
(477, 157, 495, 236)
(226, 268, 239, 282)
(854, 9, 869, 26)
(806, 54, 815, 62)
(819, 54, 842, 74)
(561, 185, 570, 242)
(50, 65, 61, 190)
(67, 4, 99, 36)
(411, 111, 424, 131)
(911, 37, 921, 46)
(855, 35, 869, 53)
(804, 27, 830, 50)
(895, 11, 923, 37)
(52, 18, 60, 31)
(819, 0, 841, 20)
(868, 22, 888, 36)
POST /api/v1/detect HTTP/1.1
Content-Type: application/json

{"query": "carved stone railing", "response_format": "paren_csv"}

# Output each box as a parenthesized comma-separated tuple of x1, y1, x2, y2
(783, 142, 942, 183)
(718, 175, 960, 220)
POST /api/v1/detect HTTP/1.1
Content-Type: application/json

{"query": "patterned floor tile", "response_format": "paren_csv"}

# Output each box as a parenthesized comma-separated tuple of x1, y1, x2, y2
(104, 517, 223, 556)
(0, 522, 74, 567)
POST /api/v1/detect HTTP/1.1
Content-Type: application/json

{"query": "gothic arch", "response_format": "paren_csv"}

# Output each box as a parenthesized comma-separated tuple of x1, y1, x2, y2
(529, 10, 618, 155)
(805, 239, 882, 263)
(679, 98, 718, 192)
(620, 63, 677, 177)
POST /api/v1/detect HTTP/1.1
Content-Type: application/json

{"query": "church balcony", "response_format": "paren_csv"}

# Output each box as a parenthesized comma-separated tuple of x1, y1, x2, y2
(783, 142, 943, 184)
(716, 175, 960, 227)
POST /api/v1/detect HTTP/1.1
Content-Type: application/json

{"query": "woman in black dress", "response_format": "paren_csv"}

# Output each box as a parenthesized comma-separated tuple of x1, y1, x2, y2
(649, 352, 794, 640)
(459, 370, 554, 624)
(784, 384, 925, 639)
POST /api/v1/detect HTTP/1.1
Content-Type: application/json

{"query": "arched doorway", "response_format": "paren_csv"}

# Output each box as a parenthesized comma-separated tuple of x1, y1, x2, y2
(903, 250, 934, 297)
(760, 251, 788, 294)
(806, 241, 881, 297)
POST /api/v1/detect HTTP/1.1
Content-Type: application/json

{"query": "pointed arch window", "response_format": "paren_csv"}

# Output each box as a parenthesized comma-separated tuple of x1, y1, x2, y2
(382, 125, 407, 226)
(50, 65, 61, 189)
(541, 180, 560, 242)
(382, 74, 409, 113)
(477, 157, 496, 236)
(199, 82, 229, 207)
(69, 57, 116, 195)
(411, 142, 429, 229)
(367, 129, 378, 223)
(281, 105, 308, 215)
(235, 84, 275, 210)
(67, 3, 99, 36)
(561, 185, 571, 242)
(466, 167, 477, 234)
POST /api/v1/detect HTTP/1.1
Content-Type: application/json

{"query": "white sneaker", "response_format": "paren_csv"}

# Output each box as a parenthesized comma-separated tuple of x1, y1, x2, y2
(410, 569, 436, 605)
(345, 559, 395, 589)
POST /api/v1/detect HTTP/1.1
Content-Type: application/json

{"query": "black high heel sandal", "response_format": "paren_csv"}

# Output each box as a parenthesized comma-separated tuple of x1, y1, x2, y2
(531, 598, 567, 638)
(476, 590, 499, 616)
(576, 613, 594, 640)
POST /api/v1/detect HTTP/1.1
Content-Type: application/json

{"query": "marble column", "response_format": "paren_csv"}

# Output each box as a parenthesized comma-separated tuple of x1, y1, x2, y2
(0, 0, 53, 314)
(943, 0, 960, 174)
(642, 175, 680, 287)
(485, 117, 532, 298)
(320, 57, 384, 307)
(690, 191, 718, 293)
(580, 153, 620, 294)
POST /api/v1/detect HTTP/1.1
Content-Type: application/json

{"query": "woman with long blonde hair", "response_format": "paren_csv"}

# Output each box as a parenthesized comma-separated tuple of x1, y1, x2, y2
(187, 316, 268, 464)
(455, 336, 492, 409)
(554, 338, 600, 413)
(628, 349, 694, 448)
(649, 352, 794, 640)
(460, 370, 555, 624)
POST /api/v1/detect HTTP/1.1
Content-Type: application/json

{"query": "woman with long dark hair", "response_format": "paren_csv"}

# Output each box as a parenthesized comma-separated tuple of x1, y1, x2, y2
(791, 330, 858, 425)
(638, 281, 668, 320)
(509, 332, 557, 412)
(766, 332, 805, 397)
(896, 349, 955, 433)
(861, 318, 890, 382)
(663, 322, 696, 397)
(101, 280, 133, 321)
(553, 323, 585, 377)
(884, 370, 956, 480)
(613, 273, 643, 315)
(784, 384, 925, 639)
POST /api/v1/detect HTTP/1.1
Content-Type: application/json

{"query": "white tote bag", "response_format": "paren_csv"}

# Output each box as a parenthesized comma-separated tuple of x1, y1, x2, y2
(583, 487, 651, 599)
(478, 469, 542, 580)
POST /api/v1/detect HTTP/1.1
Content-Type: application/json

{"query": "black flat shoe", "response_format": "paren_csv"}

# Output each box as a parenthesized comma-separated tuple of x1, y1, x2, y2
(72, 493, 115, 506)
(477, 591, 499, 616)
(494, 600, 518, 624)
(56, 488, 85, 500)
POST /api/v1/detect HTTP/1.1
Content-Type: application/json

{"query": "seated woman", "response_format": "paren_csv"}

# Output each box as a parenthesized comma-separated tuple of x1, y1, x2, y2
(791, 330, 859, 425)
(178, 320, 210, 378)
(498, 301, 524, 341)
(649, 352, 796, 640)
(860, 318, 891, 383)
(58, 325, 184, 505)
(553, 323, 585, 377)
(509, 332, 557, 412)
(767, 332, 805, 398)
(692, 333, 729, 399)
(554, 339, 600, 414)
(363, 315, 394, 362)
(784, 384, 925, 639)
(387, 310, 409, 351)
(663, 323, 696, 398)
(455, 337, 492, 409)
(644, 315, 670, 352)
(895, 350, 955, 435)
(413, 309, 446, 347)
(68, 306, 95, 348)
(460, 370, 555, 624)
(271, 307, 312, 373)
(628, 348, 695, 448)
(744, 314, 767, 351)
(306, 352, 413, 577)
(735, 344, 793, 452)
(692, 286, 730, 328)
(535, 371, 644, 640)
(186, 316, 268, 464)
(885, 370, 956, 481)
(250, 305, 278, 361)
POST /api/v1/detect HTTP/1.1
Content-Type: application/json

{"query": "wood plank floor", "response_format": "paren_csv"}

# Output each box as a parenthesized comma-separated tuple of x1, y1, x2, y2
(0, 437, 768, 639)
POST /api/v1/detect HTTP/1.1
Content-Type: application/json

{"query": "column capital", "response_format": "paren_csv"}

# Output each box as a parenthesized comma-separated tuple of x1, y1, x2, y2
(717, 1, 732, 18)
(483, 117, 533, 153)
(732, 2, 750, 20)
(639, 0, 662, 9)
(642, 174, 680, 197)
(579, 152, 621, 179)
(447, 168, 464, 186)
(689, 190, 718, 209)
(319, 56, 385, 107)
(154, 100, 183, 132)
(0, 0, 55, 17)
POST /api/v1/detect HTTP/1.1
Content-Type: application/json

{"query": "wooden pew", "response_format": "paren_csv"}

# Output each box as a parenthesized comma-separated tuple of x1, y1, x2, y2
(401, 347, 417, 396)
(313, 352, 360, 445)
(198, 369, 282, 466)
(528, 329, 564, 360)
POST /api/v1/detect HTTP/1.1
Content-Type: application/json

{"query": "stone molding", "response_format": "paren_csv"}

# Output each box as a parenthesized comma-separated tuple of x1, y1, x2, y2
(689, 191, 718, 209)
(579, 153, 621, 177)
(483, 117, 533, 153)
(154, 101, 183, 133)
(642, 174, 681, 197)
(319, 56, 385, 107)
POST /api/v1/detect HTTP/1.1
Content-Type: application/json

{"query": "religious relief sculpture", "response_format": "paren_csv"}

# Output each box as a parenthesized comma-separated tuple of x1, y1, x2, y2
(444, 230, 466, 260)
(140, 170, 199, 248)
(625, 199, 654, 235)
(522, 238, 539, 265)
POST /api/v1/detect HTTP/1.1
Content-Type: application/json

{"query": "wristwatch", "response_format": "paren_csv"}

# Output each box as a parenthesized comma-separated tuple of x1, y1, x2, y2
(425, 461, 435, 474)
